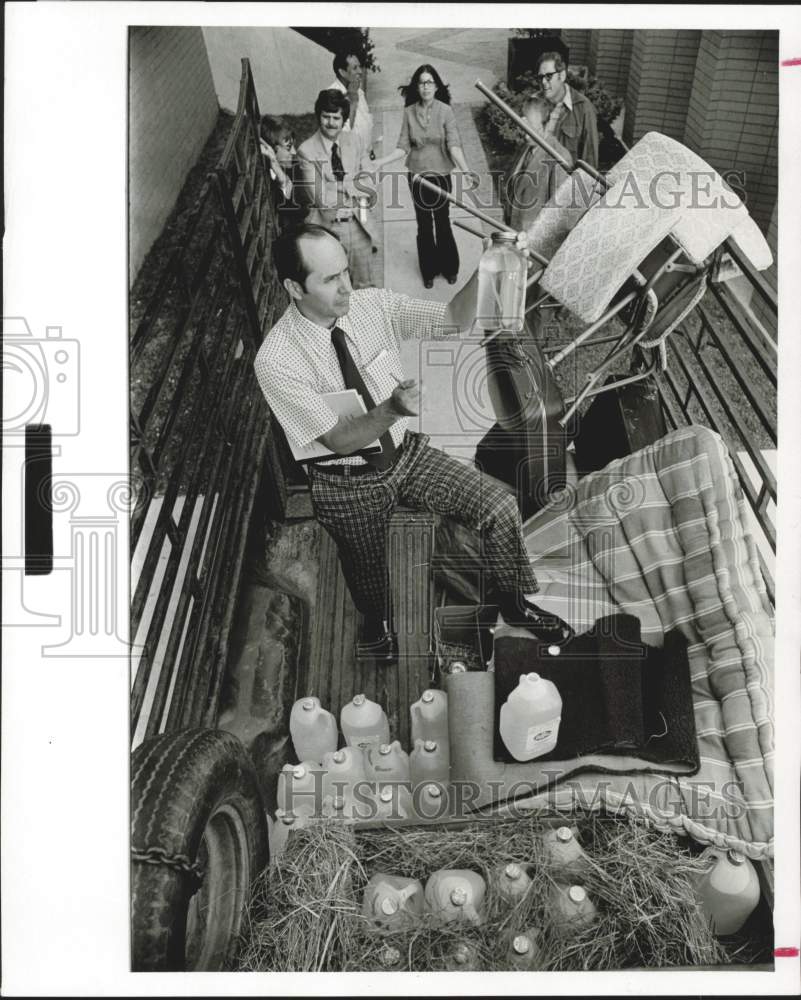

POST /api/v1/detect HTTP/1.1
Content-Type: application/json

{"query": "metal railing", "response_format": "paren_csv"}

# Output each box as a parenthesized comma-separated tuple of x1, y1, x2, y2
(130, 60, 286, 746)
(655, 240, 777, 602)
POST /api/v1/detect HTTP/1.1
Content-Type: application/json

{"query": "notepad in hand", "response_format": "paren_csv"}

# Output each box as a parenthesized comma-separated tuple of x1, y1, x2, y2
(290, 389, 383, 463)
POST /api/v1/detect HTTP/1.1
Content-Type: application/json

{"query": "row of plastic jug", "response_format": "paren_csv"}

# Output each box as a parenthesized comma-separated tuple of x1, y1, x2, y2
(289, 689, 449, 764)
(373, 931, 543, 971)
(277, 741, 450, 811)
(362, 868, 598, 933)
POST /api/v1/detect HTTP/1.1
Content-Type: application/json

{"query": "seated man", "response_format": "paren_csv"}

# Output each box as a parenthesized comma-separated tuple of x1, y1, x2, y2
(295, 89, 375, 289)
(253, 223, 574, 661)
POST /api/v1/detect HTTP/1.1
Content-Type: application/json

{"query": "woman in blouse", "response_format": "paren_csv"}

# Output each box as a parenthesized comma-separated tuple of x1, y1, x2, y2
(376, 65, 473, 289)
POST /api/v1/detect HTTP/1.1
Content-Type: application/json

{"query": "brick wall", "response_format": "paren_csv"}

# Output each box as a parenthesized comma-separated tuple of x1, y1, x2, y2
(588, 29, 634, 99)
(684, 30, 778, 234)
(623, 30, 701, 145)
(129, 27, 219, 286)
(560, 29, 591, 68)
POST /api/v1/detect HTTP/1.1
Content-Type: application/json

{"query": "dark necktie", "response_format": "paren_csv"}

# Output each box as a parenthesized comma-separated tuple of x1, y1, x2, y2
(331, 326, 397, 470)
(330, 141, 345, 182)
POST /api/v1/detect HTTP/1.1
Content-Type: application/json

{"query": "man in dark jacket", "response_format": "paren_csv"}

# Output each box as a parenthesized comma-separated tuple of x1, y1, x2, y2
(504, 50, 599, 230)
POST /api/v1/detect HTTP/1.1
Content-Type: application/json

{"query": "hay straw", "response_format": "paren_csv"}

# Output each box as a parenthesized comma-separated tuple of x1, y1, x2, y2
(236, 811, 763, 972)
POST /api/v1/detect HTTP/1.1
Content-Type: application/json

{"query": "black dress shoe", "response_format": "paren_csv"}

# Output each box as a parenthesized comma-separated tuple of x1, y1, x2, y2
(498, 596, 574, 646)
(423, 279, 434, 289)
(356, 627, 398, 662)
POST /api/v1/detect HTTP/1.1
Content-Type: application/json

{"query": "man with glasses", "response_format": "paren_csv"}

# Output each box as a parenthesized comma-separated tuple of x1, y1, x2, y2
(503, 49, 599, 230)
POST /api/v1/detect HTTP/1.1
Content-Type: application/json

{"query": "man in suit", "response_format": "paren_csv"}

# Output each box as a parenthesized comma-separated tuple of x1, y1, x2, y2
(295, 89, 376, 289)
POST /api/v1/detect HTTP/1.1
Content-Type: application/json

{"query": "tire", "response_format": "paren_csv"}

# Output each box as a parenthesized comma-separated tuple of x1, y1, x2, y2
(131, 729, 269, 971)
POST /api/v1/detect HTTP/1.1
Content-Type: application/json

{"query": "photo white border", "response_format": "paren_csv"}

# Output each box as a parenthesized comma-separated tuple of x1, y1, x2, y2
(3, 3, 800, 995)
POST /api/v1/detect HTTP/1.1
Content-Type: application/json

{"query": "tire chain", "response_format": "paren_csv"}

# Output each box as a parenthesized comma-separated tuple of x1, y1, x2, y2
(131, 845, 206, 894)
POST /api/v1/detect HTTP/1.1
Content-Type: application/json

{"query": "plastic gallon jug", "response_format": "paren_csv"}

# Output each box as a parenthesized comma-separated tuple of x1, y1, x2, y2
(322, 791, 357, 822)
(443, 940, 481, 971)
(415, 782, 451, 822)
(695, 847, 760, 936)
(476, 231, 527, 333)
(366, 741, 411, 783)
(341, 694, 390, 751)
(270, 808, 303, 858)
(541, 825, 591, 877)
(506, 929, 544, 970)
(425, 870, 486, 925)
(499, 672, 562, 761)
(550, 884, 597, 933)
(321, 746, 366, 801)
(290, 696, 338, 764)
(362, 874, 425, 932)
(373, 784, 414, 822)
(276, 762, 322, 818)
(377, 945, 402, 969)
(410, 738, 450, 788)
(410, 689, 449, 751)
(492, 861, 532, 904)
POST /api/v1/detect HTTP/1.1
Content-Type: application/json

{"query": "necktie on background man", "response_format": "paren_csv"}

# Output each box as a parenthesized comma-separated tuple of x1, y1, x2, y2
(330, 326, 397, 470)
(330, 141, 346, 182)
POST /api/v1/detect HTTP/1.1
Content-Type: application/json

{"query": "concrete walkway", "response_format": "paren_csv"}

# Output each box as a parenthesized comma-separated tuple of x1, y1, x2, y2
(365, 27, 512, 458)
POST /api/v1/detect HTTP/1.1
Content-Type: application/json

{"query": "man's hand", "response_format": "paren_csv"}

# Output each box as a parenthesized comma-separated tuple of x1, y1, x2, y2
(388, 378, 420, 417)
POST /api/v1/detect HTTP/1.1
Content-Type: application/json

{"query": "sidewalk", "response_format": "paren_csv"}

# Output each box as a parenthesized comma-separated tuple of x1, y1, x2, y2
(366, 27, 512, 458)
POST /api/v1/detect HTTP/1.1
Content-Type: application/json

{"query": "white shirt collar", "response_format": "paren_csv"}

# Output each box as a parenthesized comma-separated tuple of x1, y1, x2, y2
(562, 85, 573, 111)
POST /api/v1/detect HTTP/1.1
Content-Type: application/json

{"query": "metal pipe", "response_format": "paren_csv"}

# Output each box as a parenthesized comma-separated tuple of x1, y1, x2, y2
(453, 218, 486, 240)
(413, 173, 514, 235)
(546, 290, 638, 368)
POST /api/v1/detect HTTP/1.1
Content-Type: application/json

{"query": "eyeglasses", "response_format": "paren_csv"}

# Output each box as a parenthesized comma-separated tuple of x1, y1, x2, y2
(418, 79, 436, 87)
(536, 70, 561, 85)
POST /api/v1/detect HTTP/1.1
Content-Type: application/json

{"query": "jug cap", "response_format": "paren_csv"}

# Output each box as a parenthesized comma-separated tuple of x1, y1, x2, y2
(524, 672, 542, 683)
(353, 693, 366, 706)
(424, 740, 438, 752)
(380, 946, 400, 967)
(379, 787, 394, 803)
(505, 863, 523, 880)
(568, 885, 587, 904)
(332, 750, 346, 764)
(449, 661, 468, 674)
(727, 850, 746, 865)
(302, 698, 316, 710)
(422, 690, 435, 703)
(381, 896, 400, 916)
(425, 783, 442, 799)
(490, 230, 519, 244)
(512, 934, 530, 955)
(450, 887, 468, 906)
(556, 826, 574, 842)
(379, 743, 392, 755)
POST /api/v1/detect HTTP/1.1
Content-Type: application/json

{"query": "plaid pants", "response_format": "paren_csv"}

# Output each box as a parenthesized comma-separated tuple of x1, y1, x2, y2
(309, 431, 539, 621)
(329, 217, 374, 289)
